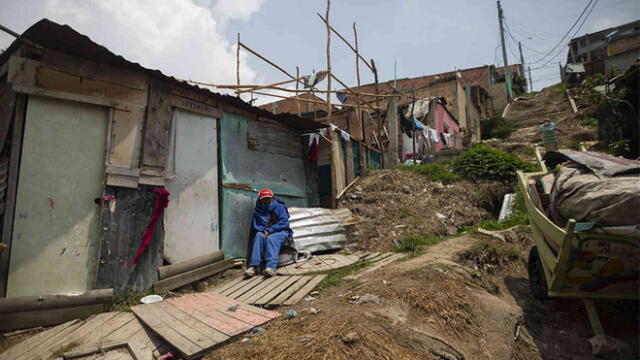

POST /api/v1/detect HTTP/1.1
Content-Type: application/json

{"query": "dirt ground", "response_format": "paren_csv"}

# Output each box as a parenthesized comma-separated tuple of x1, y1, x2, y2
(205, 229, 639, 360)
(504, 85, 598, 149)
(338, 169, 510, 252)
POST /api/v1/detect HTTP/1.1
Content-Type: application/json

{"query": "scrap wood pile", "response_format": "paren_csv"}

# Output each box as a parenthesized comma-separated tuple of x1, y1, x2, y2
(339, 169, 507, 251)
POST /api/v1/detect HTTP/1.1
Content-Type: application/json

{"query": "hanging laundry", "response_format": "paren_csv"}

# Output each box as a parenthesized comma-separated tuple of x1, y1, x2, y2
(339, 129, 351, 142)
(129, 189, 170, 267)
(307, 133, 320, 163)
(302, 71, 328, 88)
(440, 132, 448, 146)
(399, 106, 414, 138)
(336, 92, 349, 103)
(426, 127, 439, 144)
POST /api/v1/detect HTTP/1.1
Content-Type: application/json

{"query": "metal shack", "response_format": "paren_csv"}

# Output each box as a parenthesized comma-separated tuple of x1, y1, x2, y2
(0, 19, 324, 297)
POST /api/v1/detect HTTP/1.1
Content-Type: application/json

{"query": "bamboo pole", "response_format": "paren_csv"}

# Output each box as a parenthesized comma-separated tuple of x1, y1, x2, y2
(354, 22, 365, 170)
(218, 85, 392, 97)
(296, 66, 301, 116)
(248, 91, 382, 109)
(316, 13, 374, 72)
(325, 0, 332, 121)
(330, 73, 378, 113)
(239, 41, 302, 86)
(236, 33, 240, 97)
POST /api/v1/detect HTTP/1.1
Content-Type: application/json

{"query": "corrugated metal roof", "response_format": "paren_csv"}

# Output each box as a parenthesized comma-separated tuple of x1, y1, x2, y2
(288, 207, 356, 253)
(0, 19, 326, 132)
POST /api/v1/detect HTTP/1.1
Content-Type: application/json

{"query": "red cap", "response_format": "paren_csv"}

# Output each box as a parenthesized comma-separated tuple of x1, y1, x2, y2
(258, 188, 274, 199)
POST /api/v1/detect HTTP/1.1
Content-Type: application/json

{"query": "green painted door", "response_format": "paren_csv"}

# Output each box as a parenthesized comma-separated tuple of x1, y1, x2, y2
(7, 96, 108, 297)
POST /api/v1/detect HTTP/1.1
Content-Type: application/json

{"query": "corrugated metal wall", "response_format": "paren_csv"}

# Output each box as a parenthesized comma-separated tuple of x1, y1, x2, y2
(220, 113, 312, 258)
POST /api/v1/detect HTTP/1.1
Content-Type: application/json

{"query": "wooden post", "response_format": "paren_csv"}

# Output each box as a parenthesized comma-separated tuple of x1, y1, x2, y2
(354, 22, 365, 172)
(411, 90, 417, 165)
(236, 33, 240, 97)
(296, 66, 301, 116)
(325, 0, 332, 120)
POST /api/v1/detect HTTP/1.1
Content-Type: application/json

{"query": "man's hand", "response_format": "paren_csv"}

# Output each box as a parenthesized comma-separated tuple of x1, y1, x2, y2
(264, 230, 270, 236)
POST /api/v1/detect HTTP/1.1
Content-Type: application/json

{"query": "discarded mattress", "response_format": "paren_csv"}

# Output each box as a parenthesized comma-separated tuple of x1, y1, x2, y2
(549, 166, 640, 234)
(543, 150, 640, 178)
(288, 207, 356, 253)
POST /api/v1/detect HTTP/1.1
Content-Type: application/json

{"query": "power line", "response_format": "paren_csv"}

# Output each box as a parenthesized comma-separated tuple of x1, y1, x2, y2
(526, 0, 595, 65)
(531, 0, 599, 70)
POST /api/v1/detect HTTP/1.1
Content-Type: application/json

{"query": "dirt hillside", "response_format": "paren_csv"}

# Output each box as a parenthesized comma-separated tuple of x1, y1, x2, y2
(504, 85, 598, 149)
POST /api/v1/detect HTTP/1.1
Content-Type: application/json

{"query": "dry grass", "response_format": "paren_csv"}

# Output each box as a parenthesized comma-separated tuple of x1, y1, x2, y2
(375, 267, 479, 338)
(340, 170, 507, 252)
(458, 240, 520, 274)
(206, 309, 437, 360)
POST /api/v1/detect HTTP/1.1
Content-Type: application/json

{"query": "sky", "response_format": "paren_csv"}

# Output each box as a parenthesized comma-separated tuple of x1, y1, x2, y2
(0, 0, 638, 105)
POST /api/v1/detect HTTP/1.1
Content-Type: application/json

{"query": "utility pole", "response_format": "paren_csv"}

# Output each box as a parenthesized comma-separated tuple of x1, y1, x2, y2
(518, 41, 526, 93)
(497, 1, 513, 101)
(528, 66, 533, 93)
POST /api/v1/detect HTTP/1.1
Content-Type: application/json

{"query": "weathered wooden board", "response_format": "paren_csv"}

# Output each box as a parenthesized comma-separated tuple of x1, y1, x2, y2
(247, 119, 303, 158)
(96, 185, 165, 296)
(155, 258, 235, 292)
(158, 250, 225, 280)
(0, 312, 165, 360)
(132, 292, 280, 359)
(212, 275, 326, 306)
(141, 80, 172, 168)
(277, 254, 359, 275)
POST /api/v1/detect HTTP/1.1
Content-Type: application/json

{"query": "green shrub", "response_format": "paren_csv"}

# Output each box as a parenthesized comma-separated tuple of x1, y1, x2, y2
(395, 234, 444, 256)
(397, 163, 461, 184)
(580, 117, 598, 127)
(481, 116, 515, 140)
(451, 146, 538, 183)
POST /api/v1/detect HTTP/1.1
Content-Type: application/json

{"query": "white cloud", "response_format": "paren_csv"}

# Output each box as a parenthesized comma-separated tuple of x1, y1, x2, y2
(1, 0, 264, 98)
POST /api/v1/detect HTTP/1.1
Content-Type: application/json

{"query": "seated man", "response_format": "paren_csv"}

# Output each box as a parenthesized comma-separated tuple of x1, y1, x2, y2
(245, 189, 292, 277)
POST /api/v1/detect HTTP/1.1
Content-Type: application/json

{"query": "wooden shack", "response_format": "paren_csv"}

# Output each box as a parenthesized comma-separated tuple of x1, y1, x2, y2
(0, 19, 324, 296)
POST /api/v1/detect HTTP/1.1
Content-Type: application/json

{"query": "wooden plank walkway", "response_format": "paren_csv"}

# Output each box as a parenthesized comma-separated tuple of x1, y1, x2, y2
(0, 312, 169, 360)
(212, 274, 327, 306)
(131, 292, 280, 360)
(277, 254, 359, 275)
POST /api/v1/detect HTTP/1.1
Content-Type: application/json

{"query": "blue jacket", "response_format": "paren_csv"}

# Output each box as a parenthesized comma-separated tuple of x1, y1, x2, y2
(252, 198, 292, 236)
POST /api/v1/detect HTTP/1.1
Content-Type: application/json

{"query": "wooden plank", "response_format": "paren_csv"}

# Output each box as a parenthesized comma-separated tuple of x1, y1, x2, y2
(212, 276, 245, 294)
(0, 304, 106, 332)
(14, 313, 113, 360)
(63, 341, 129, 359)
(165, 295, 250, 336)
(0, 289, 113, 314)
(253, 275, 302, 305)
(155, 258, 235, 292)
(267, 276, 314, 305)
(221, 276, 264, 298)
(170, 94, 222, 119)
(157, 301, 229, 344)
(367, 252, 392, 263)
(96, 186, 165, 296)
(0, 320, 81, 360)
(142, 80, 172, 168)
(277, 254, 358, 275)
(235, 276, 282, 303)
(0, 93, 25, 297)
(195, 293, 279, 324)
(241, 276, 291, 304)
(132, 303, 204, 359)
(361, 252, 379, 260)
(282, 275, 327, 305)
(158, 250, 224, 280)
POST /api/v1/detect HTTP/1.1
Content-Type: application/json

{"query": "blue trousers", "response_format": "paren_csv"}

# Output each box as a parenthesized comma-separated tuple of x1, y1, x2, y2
(249, 231, 288, 269)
